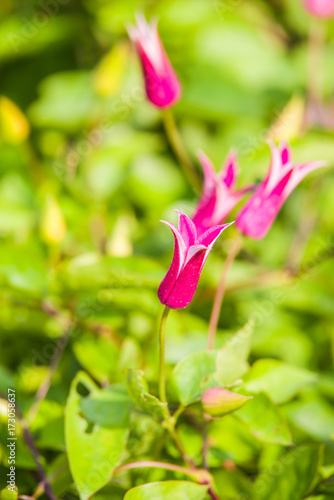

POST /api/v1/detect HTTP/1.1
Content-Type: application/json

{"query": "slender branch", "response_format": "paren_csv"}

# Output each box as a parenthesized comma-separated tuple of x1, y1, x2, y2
(159, 306, 170, 405)
(0, 391, 57, 500)
(202, 424, 209, 471)
(113, 460, 205, 482)
(162, 109, 201, 191)
(27, 326, 70, 423)
(20, 420, 57, 500)
(168, 426, 195, 469)
(207, 236, 243, 350)
(208, 487, 221, 500)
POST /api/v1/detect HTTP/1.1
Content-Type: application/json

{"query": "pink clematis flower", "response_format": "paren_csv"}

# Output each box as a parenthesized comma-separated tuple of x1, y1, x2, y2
(236, 141, 327, 240)
(304, 0, 334, 18)
(127, 14, 181, 108)
(158, 211, 232, 309)
(191, 151, 253, 237)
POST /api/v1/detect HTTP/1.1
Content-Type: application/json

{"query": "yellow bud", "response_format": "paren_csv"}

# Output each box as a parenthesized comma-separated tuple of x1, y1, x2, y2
(40, 194, 66, 244)
(93, 42, 129, 97)
(268, 94, 305, 142)
(0, 96, 30, 144)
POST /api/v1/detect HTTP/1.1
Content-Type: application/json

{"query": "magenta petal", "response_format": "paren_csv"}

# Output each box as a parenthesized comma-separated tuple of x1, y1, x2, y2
(164, 247, 207, 309)
(220, 151, 238, 190)
(236, 193, 280, 240)
(177, 211, 197, 247)
(264, 140, 283, 194)
(129, 15, 181, 108)
(236, 169, 293, 240)
(284, 160, 328, 197)
(138, 45, 181, 108)
(271, 167, 294, 197)
(304, 0, 334, 18)
(236, 168, 293, 240)
(279, 141, 292, 165)
(198, 223, 233, 247)
(157, 221, 186, 305)
(192, 193, 217, 237)
(197, 151, 217, 199)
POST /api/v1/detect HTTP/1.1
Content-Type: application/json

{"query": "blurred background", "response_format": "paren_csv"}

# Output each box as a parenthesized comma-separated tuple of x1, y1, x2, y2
(0, 0, 334, 498)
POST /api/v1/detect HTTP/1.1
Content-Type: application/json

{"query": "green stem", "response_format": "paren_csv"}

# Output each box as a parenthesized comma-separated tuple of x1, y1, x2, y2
(173, 404, 185, 423)
(159, 306, 170, 405)
(168, 426, 195, 468)
(162, 109, 201, 191)
(207, 235, 243, 350)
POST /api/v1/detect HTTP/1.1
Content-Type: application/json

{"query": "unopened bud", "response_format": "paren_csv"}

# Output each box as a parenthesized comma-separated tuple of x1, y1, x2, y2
(201, 387, 252, 417)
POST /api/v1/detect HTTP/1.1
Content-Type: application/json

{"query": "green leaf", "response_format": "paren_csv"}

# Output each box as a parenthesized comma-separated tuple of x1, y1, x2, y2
(172, 322, 254, 405)
(284, 395, 334, 442)
(28, 72, 98, 133)
(213, 469, 252, 500)
(73, 334, 119, 383)
(253, 444, 323, 500)
(0, 487, 18, 500)
(127, 369, 168, 422)
(215, 320, 254, 385)
(236, 393, 292, 446)
(171, 350, 217, 405)
(57, 254, 163, 291)
(124, 481, 208, 500)
(208, 416, 261, 466)
(243, 359, 317, 404)
(80, 384, 131, 429)
(65, 372, 128, 500)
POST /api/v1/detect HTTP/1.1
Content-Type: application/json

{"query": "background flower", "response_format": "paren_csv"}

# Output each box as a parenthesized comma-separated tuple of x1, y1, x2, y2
(192, 150, 253, 236)
(304, 0, 334, 18)
(236, 141, 326, 239)
(127, 14, 181, 108)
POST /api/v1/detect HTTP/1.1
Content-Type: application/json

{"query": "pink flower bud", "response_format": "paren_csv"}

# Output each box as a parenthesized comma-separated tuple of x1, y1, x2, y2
(158, 211, 232, 309)
(201, 387, 252, 417)
(236, 141, 326, 239)
(304, 0, 334, 18)
(127, 14, 181, 108)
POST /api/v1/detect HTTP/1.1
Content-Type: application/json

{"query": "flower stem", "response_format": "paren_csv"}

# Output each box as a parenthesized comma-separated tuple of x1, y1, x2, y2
(159, 306, 170, 405)
(162, 109, 201, 191)
(207, 235, 243, 350)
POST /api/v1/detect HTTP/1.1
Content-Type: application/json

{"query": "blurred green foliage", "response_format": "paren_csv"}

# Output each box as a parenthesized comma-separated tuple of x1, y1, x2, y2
(0, 0, 334, 499)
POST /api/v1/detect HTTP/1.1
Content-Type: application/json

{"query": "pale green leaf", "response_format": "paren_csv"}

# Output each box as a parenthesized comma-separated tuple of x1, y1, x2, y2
(243, 359, 317, 404)
(124, 481, 208, 500)
(65, 372, 128, 500)
(236, 393, 292, 446)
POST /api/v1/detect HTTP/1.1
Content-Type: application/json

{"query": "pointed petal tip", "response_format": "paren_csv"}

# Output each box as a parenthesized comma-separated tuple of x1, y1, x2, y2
(125, 23, 137, 40)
